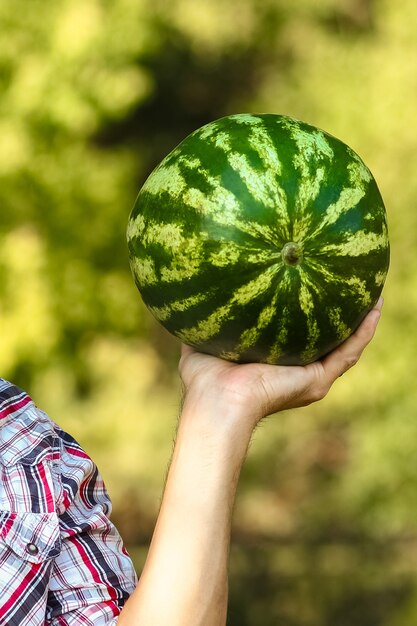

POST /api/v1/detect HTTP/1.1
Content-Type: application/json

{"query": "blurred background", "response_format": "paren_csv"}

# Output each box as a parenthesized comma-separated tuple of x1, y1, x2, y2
(1, 0, 417, 623)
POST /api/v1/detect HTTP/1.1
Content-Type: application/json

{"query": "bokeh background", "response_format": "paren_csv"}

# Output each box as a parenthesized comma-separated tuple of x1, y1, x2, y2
(1, 0, 417, 623)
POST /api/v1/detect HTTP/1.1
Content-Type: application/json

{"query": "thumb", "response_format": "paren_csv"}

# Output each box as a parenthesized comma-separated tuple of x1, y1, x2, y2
(321, 298, 383, 383)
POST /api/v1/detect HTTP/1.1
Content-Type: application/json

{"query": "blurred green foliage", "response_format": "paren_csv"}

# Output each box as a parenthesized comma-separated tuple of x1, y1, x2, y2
(1, 0, 417, 623)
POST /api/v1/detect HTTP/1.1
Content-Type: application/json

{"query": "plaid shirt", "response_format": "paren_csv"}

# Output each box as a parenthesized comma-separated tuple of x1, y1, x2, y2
(0, 378, 137, 625)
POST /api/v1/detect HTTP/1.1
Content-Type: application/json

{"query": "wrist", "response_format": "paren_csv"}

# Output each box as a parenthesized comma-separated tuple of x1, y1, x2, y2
(176, 393, 254, 475)
(180, 394, 254, 453)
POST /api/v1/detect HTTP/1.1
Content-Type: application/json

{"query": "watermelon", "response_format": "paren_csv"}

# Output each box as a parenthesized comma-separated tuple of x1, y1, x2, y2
(127, 114, 389, 365)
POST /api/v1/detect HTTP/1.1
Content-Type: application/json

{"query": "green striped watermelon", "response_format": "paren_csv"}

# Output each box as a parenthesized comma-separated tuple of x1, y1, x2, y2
(127, 114, 389, 365)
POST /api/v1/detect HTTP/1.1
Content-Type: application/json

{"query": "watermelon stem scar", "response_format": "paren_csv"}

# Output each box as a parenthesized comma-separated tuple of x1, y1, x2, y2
(281, 242, 303, 266)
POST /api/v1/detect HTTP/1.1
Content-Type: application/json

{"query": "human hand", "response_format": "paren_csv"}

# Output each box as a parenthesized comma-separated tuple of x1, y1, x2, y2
(179, 298, 383, 431)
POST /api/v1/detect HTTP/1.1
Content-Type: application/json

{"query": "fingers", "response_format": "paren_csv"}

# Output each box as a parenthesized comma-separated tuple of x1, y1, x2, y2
(180, 343, 193, 357)
(178, 297, 383, 416)
(179, 343, 197, 375)
(321, 297, 383, 383)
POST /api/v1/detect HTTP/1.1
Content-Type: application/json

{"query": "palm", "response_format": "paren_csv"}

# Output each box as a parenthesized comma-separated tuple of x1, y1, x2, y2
(180, 345, 325, 420)
(179, 300, 382, 424)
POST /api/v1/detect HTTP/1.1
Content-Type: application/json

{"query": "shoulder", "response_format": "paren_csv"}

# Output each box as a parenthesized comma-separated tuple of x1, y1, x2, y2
(0, 378, 57, 466)
(0, 379, 100, 495)
(0, 378, 35, 430)
(0, 378, 112, 514)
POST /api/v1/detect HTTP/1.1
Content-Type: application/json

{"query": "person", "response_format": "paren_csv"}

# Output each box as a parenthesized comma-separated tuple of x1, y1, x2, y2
(0, 298, 383, 625)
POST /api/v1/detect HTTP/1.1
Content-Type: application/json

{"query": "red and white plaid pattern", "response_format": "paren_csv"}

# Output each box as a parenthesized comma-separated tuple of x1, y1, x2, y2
(0, 378, 137, 625)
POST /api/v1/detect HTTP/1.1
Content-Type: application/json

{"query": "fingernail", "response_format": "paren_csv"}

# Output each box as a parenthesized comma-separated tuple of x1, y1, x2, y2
(376, 296, 384, 310)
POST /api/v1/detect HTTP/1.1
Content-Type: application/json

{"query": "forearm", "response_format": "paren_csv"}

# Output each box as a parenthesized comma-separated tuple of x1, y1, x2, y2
(118, 398, 252, 626)
(117, 302, 382, 624)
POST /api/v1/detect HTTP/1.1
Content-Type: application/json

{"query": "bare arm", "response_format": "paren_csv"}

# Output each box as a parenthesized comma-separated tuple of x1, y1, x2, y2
(118, 300, 383, 625)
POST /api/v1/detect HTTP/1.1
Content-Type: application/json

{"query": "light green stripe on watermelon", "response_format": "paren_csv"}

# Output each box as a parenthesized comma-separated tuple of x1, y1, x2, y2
(298, 273, 320, 361)
(198, 118, 225, 141)
(374, 271, 387, 286)
(288, 121, 334, 167)
(219, 260, 326, 363)
(148, 292, 210, 322)
(141, 161, 186, 199)
(327, 307, 350, 341)
(220, 274, 289, 360)
(129, 209, 281, 299)
(247, 122, 284, 173)
(204, 126, 290, 233)
(128, 213, 184, 249)
(304, 166, 370, 244)
(267, 311, 290, 364)
(321, 230, 388, 257)
(227, 150, 281, 210)
(128, 213, 209, 284)
(209, 240, 242, 267)
(147, 242, 282, 327)
(344, 276, 372, 306)
(208, 120, 290, 222)
(307, 187, 366, 241)
(289, 123, 334, 236)
(292, 175, 323, 241)
(176, 264, 278, 345)
(126, 213, 144, 241)
(347, 151, 372, 184)
(130, 255, 157, 285)
(238, 301, 277, 347)
(182, 183, 277, 243)
(303, 257, 372, 308)
(141, 156, 279, 244)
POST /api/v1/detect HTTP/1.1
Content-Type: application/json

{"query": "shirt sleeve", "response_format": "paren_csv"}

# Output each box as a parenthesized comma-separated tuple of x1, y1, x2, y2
(46, 428, 138, 625)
